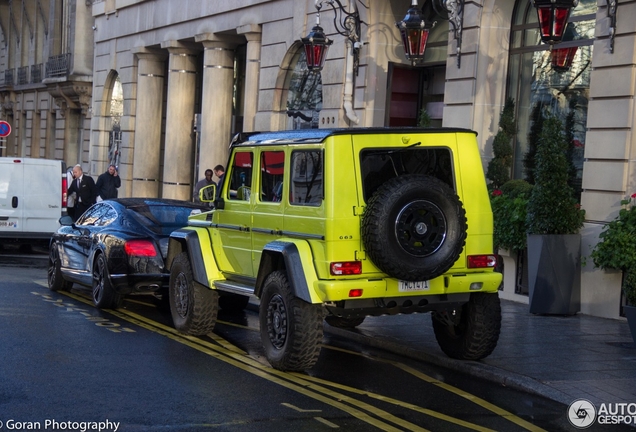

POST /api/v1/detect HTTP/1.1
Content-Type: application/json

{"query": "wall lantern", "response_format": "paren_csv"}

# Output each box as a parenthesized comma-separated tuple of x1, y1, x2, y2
(396, 0, 435, 66)
(301, 0, 363, 74)
(551, 23, 578, 72)
(531, 0, 578, 44)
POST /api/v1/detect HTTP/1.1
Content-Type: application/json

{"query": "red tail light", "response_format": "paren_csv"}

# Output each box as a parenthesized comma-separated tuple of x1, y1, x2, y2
(468, 255, 498, 269)
(330, 261, 362, 276)
(62, 176, 68, 209)
(124, 239, 157, 257)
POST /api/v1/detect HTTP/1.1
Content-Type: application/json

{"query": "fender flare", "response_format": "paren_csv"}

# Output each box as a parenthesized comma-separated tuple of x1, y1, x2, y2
(167, 228, 220, 288)
(255, 240, 319, 303)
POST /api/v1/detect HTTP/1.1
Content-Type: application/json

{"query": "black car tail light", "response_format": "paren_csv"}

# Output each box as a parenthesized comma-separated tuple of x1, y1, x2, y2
(124, 239, 158, 257)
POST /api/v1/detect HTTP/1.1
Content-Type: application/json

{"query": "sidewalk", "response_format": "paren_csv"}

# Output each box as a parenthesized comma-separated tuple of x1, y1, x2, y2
(323, 299, 636, 407)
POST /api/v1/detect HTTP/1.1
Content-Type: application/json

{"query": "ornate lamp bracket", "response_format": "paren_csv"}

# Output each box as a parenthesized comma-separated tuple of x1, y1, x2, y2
(607, 0, 617, 53)
(433, 0, 465, 68)
(314, 0, 364, 75)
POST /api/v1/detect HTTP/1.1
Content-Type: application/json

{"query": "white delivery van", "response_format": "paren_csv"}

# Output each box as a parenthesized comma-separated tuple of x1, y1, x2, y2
(0, 157, 68, 241)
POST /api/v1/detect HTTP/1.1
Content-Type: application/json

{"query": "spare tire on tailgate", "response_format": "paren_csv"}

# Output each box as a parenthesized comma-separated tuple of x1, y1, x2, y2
(362, 174, 467, 281)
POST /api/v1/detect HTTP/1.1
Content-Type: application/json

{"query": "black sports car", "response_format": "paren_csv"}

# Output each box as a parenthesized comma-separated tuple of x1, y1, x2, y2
(48, 198, 209, 308)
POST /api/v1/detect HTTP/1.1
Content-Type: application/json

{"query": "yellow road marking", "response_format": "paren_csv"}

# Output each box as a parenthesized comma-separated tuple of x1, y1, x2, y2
(321, 344, 547, 432)
(59, 291, 407, 432)
(293, 372, 494, 432)
(281, 403, 322, 413)
(315, 417, 340, 428)
(57, 289, 545, 432)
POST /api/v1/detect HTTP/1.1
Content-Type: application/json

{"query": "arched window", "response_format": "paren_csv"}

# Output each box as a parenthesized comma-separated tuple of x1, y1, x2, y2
(285, 50, 323, 130)
(107, 74, 123, 167)
(507, 0, 596, 191)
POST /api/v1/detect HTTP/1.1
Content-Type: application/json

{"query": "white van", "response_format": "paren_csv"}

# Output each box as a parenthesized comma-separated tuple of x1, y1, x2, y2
(0, 157, 68, 241)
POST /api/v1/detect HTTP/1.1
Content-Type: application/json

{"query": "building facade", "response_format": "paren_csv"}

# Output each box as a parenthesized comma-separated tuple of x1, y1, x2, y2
(0, 0, 93, 167)
(1, 0, 634, 320)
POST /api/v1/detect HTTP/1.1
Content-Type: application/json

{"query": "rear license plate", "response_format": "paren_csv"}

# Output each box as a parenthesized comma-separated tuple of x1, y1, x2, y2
(398, 280, 429, 292)
(0, 221, 17, 228)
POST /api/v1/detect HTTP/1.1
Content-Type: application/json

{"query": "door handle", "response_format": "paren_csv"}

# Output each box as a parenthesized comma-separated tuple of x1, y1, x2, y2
(12, 196, 18, 208)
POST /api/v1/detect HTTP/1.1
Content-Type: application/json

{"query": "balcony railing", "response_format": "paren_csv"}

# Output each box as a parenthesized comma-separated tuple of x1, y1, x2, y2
(31, 64, 42, 83)
(18, 66, 29, 85)
(45, 53, 71, 78)
(4, 69, 14, 86)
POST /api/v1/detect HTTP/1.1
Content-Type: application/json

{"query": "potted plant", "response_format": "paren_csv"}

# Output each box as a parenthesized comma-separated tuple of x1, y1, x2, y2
(491, 179, 533, 253)
(590, 193, 636, 342)
(525, 114, 585, 315)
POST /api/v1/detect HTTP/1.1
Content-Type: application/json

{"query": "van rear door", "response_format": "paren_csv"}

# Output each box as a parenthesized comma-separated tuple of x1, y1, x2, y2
(0, 157, 65, 240)
(22, 159, 64, 235)
(0, 158, 24, 232)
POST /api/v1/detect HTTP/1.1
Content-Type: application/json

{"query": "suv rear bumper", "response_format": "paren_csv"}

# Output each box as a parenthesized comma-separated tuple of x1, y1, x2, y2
(315, 270, 502, 302)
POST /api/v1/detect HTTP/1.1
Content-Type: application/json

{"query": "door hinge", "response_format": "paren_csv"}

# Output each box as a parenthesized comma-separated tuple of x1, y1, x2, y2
(353, 206, 365, 216)
(355, 250, 366, 260)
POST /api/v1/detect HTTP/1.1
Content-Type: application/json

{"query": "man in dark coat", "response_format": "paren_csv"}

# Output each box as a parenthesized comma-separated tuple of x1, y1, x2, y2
(96, 164, 121, 201)
(67, 164, 98, 220)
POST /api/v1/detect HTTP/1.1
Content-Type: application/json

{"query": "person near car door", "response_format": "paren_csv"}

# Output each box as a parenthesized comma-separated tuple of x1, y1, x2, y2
(213, 165, 225, 198)
(67, 164, 98, 221)
(96, 164, 121, 201)
(193, 168, 215, 204)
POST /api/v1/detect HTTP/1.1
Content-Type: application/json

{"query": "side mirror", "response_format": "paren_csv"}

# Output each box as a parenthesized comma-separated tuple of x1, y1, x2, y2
(199, 184, 216, 202)
(59, 215, 74, 226)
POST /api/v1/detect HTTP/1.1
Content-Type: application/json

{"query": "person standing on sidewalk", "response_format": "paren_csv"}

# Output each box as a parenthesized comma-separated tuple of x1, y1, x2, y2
(96, 164, 121, 201)
(67, 164, 98, 220)
(193, 169, 215, 203)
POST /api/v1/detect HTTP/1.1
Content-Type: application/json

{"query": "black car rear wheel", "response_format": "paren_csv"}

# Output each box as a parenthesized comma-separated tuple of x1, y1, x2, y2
(169, 252, 218, 335)
(47, 243, 71, 292)
(92, 254, 123, 309)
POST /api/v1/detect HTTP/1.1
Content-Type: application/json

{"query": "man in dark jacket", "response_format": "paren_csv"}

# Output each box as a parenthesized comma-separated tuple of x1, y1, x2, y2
(67, 164, 98, 220)
(96, 164, 121, 201)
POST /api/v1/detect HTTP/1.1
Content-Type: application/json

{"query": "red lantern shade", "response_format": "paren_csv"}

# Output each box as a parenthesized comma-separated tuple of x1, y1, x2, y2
(396, 0, 434, 63)
(301, 22, 333, 71)
(551, 23, 578, 72)
(532, 0, 578, 44)
(551, 46, 578, 72)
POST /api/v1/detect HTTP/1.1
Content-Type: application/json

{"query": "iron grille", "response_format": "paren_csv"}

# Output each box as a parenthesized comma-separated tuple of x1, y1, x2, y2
(45, 53, 71, 78)
(31, 64, 42, 83)
(4, 69, 15, 86)
(18, 66, 29, 85)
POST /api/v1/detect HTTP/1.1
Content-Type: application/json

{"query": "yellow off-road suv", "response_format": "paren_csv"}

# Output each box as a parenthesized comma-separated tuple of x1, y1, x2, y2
(166, 128, 502, 371)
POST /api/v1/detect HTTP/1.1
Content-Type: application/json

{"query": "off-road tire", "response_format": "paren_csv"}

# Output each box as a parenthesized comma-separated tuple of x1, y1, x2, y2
(362, 174, 467, 281)
(92, 254, 123, 309)
(169, 252, 218, 335)
(48, 243, 71, 292)
(325, 315, 366, 328)
(259, 271, 323, 371)
(219, 293, 250, 313)
(432, 292, 501, 360)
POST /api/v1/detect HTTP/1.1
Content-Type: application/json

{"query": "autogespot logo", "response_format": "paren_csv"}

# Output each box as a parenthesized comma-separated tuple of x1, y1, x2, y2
(568, 399, 597, 429)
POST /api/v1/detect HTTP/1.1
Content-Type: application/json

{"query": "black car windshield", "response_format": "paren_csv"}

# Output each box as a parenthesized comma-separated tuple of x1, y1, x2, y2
(127, 204, 195, 234)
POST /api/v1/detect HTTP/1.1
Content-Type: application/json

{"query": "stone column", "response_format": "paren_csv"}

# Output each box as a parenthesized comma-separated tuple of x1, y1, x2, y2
(131, 48, 166, 198)
(160, 42, 198, 200)
(195, 33, 237, 178)
(237, 24, 262, 133)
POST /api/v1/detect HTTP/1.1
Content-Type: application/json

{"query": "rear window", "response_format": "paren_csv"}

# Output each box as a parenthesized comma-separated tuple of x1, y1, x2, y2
(128, 205, 196, 233)
(360, 147, 455, 202)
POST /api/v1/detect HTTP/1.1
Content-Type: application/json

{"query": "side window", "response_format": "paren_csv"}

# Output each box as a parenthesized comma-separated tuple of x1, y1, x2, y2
(77, 204, 107, 226)
(290, 150, 323, 206)
(228, 151, 253, 201)
(260, 151, 285, 202)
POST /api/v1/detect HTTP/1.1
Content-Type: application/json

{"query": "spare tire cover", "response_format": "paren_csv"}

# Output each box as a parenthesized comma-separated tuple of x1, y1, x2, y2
(362, 174, 467, 281)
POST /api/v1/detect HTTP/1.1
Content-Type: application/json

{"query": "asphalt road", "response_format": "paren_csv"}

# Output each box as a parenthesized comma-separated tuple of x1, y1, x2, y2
(1, 247, 622, 431)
